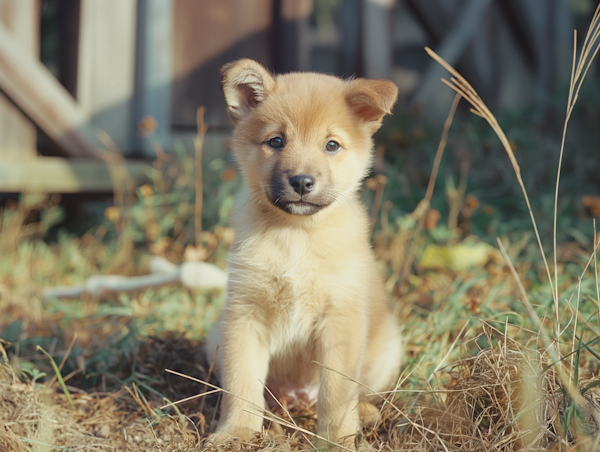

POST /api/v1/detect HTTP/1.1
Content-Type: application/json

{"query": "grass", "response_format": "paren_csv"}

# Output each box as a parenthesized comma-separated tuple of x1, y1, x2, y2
(2, 14, 600, 452)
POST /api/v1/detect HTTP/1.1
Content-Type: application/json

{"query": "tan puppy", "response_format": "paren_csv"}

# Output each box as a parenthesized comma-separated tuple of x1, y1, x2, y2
(205, 59, 402, 449)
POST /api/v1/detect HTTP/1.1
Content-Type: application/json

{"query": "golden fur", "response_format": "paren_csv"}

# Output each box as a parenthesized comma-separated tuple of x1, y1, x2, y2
(205, 59, 402, 449)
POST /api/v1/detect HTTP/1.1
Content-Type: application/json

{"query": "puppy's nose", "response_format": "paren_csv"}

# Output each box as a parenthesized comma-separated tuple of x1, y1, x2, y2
(289, 175, 315, 195)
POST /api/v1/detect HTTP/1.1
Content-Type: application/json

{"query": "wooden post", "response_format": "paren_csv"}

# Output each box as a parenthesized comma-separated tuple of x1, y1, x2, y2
(363, 0, 394, 80)
(271, 0, 313, 73)
(77, 0, 137, 154)
(0, 0, 38, 160)
(171, 0, 273, 128)
(133, 0, 173, 157)
(0, 20, 100, 157)
(338, 0, 362, 76)
(57, 0, 81, 98)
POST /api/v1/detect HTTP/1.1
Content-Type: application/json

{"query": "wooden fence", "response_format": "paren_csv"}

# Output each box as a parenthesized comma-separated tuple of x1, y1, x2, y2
(0, 0, 580, 192)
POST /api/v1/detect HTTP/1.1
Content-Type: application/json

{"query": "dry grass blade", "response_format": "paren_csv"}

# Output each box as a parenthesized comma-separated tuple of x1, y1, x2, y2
(261, 383, 317, 449)
(595, 219, 600, 325)
(495, 238, 561, 372)
(96, 129, 134, 212)
(159, 388, 221, 410)
(200, 344, 218, 415)
(36, 345, 75, 412)
(399, 93, 461, 283)
(0, 427, 28, 452)
(425, 46, 559, 345)
(427, 320, 471, 384)
(46, 333, 77, 390)
(495, 237, 600, 440)
(195, 107, 209, 250)
(241, 407, 355, 452)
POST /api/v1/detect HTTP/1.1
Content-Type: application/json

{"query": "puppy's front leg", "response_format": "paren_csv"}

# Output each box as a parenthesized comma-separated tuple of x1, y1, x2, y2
(214, 310, 269, 441)
(316, 311, 366, 448)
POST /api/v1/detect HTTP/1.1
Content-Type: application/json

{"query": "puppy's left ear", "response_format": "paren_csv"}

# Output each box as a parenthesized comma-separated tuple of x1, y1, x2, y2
(345, 79, 398, 134)
(221, 59, 276, 124)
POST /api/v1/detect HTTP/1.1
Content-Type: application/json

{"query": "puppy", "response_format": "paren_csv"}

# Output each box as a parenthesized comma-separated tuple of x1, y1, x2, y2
(205, 59, 402, 449)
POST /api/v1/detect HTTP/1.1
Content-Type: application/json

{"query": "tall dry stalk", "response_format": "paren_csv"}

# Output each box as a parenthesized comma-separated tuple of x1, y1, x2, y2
(195, 107, 208, 250)
(398, 93, 461, 284)
(553, 4, 600, 324)
(425, 46, 560, 346)
(595, 219, 600, 325)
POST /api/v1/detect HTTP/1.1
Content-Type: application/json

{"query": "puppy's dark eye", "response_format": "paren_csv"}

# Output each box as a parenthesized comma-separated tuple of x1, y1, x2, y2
(267, 137, 284, 149)
(325, 141, 341, 153)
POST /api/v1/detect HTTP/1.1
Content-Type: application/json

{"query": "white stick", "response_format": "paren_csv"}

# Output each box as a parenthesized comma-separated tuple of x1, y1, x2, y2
(43, 257, 227, 299)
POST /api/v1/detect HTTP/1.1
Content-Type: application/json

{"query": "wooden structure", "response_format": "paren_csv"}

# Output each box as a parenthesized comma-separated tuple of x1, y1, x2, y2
(0, 0, 148, 193)
(0, 0, 578, 192)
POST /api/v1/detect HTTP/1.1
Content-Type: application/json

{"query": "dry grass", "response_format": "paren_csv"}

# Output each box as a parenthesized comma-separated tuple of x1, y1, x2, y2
(3, 323, 599, 452)
(381, 323, 600, 452)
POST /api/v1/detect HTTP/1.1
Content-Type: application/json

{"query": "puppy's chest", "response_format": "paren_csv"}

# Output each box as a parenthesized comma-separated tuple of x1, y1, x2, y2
(237, 254, 325, 313)
(230, 239, 330, 334)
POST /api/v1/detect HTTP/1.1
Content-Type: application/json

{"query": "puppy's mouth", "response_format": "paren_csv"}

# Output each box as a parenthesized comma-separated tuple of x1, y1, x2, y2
(272, 198, 328, 216)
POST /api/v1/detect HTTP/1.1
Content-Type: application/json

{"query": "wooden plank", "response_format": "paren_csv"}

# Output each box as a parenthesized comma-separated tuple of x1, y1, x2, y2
(133, 0, 173, 157)
(171, 0, 272, 128)
(77, 0, 137, 154)
(0, 0, 38, 160)
(0, 20, 100, 157)
(271, 0, 312, 73)
(338, 0, 361, 76)
(0, 157, 151, 193)
(363, 0, 394, 79)
(56, 0, 81, 98)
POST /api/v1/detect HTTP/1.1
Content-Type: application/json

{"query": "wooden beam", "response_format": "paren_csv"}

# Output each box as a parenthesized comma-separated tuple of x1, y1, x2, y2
(362, 0, 394, 79)
(77, 0, 137, 154)
(133, 0, 173, 157)
(403, 0, 451, 43)
(413, 0, 493, 116)
(0, 20, 100, 157)
(270, 0, 312, 73)
(171, 0, 273, 128)
(0, 0, 38, 160)
(0, 157, 151, 193)
(338, 0, 362, 76)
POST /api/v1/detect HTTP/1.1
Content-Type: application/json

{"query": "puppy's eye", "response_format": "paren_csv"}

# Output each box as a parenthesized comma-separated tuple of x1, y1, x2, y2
(267, 137, 284, 149)
(325, 141, 341, 153)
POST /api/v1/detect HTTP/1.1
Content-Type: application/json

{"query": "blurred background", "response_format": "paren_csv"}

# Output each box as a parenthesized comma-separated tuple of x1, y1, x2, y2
(1, 0, 600, 263)
(1, 0, 599, 192)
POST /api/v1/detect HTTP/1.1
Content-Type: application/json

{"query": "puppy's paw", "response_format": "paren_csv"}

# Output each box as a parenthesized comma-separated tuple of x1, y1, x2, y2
(204, 426, 258, 447)
(315, 432, 374, 452)
(358, 402, 380, 428)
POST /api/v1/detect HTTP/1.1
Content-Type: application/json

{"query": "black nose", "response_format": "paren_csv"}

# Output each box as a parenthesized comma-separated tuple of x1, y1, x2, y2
(289, 175, 315, 195)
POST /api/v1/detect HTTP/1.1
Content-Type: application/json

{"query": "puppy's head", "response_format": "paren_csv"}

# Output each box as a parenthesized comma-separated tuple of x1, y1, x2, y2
(222, 59, 397, 216)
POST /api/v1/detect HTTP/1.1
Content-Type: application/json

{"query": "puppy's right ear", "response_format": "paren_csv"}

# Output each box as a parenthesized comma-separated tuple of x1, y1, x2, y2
(221, 59, 276, 124)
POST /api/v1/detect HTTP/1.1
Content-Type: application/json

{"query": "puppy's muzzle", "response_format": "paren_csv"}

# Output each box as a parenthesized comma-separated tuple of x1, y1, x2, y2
(267, 172, 334, 216)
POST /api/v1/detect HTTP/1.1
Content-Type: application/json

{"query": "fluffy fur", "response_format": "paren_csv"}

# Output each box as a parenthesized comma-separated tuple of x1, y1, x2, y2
(205, 59, 402, 449)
